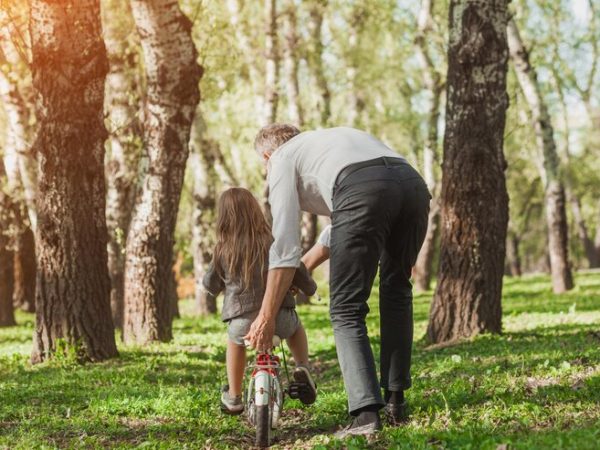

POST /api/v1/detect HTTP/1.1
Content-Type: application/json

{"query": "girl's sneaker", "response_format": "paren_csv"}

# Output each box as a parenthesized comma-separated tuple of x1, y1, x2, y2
(292, 366, 317, 405)
(220, 385, 244, 415)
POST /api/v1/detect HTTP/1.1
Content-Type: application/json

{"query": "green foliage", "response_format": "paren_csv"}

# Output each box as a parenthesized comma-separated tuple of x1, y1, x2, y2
(1, 272, 599, 449)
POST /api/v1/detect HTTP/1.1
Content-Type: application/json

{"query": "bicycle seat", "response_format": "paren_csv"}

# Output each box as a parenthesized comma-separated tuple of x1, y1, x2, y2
(244, 335, 281, 349)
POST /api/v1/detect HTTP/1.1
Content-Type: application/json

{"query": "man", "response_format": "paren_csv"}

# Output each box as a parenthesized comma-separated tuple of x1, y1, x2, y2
(245, 124, 430, 437)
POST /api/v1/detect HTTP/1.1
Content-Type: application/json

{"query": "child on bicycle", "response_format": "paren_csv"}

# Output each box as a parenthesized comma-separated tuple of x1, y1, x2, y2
(203, 187, 318, 415)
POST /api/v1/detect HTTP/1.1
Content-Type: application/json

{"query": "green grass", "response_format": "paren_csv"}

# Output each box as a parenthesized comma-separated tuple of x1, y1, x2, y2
(1, 271, 599, 449)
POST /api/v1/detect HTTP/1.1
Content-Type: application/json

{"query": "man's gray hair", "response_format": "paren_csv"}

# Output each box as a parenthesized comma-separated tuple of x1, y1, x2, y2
(254, 123, 301, 156)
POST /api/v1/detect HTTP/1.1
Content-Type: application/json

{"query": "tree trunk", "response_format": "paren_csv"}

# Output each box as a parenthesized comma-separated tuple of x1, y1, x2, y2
(426, 0, 509, 344)
(13, 219, 36, 313)
(264, 0, 279, 125)
(596, 200, 600, 262)
(123, 0, 202, 345)
(0, 230, 16, 327)
(305, 0, 331, 126)
(506, 233, 522, 277)
(169, 253, 180, 319)
(0, 29, 38, 230)
(549, 63, 599, 269)
(0, 160, 16, 327)
(282, 0, 318, 272)
(29, 0, 118, 362)
(102, 0, 143, 329)
(283, 0, 303, 127)
(190, 117, 218, 316)
(412, 0, 443, 292)
(0, 43, 37, 313)
(507, 20, 574, 293)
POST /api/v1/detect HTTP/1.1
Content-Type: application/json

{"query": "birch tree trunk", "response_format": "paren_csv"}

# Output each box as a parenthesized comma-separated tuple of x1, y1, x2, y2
(0, 25, 38, 230)
(102, 0, 143, 328)
(123, 0, 202, 345)
(412, 0, 443, 292)
(29, 0, 118, 362)
(0, 57, 36, 313)
(264, 0, 279, 125)
(427, 0, 509, 344)
(283, 0, 303, 127)
(550, 66, 599, 269)
(507, 20, 574, 293)
(190, 120, 218, 316)
(305, 0, 331, 126)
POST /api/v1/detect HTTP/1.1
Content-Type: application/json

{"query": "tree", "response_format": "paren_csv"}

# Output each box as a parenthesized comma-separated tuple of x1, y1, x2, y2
(0, 159, 16, 327)
(427, 0, 510, 344)
(412, 0, 444, 292)
(282, 0, 317, 261)
(507, 19, 574, 293)
(0, 20, 37, 313)
(123, 0, 202, 345)
(304, 0, 331, 127)
(263, 0, 279, 125)
(102, 0, 143, 328)
(29, 0, 118, 362)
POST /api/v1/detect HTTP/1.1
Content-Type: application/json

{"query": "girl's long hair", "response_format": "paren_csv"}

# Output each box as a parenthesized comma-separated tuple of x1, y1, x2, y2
(213, 188, 272, 290)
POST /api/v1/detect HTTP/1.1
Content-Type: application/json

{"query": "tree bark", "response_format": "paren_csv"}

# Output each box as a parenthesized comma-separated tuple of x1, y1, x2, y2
(412, 0, 443, 292)
(426, 0, 509, 344)
(102, 0, 143, 328)
(507, 20, 574, 293)
(506, 232, 522, 277)
(123, 0, 202, 345)
(0, 161, 16, 327)
(29, 0, 118, 362)
(282, 0, 318, 271)
(12, 213, 36, 313)
(549, 62, 599, 269)
(305, 0, 331, 126)
(263, 0, 279, 125)
(0, 25, 38, 230)
(0, 42, 37, 313)
(283, 0, 303, 127)
(190, 150, 218, 315)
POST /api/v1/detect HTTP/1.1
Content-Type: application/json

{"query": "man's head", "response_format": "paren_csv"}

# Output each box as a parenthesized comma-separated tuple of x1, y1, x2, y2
(254, 123, 300, 163)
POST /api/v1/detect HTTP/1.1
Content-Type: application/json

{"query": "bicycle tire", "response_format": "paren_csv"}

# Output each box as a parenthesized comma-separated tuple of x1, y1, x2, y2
(255, 404, 270, 447)
(254, 371, 272, 447)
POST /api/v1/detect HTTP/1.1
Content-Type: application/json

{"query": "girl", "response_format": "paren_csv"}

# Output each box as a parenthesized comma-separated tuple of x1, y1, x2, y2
(203, 187, 317, 415)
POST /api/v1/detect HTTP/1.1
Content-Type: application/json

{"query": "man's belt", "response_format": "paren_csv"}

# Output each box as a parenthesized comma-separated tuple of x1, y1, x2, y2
(335, 157, 407, 187)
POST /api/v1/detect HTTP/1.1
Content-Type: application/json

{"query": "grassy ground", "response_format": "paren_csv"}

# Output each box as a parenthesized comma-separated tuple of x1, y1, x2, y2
(1, 271, 599, 449)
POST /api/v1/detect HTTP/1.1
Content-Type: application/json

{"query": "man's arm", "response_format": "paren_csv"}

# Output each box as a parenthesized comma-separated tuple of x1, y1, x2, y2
(244, 267, 295, 350)
(245, 155, 302, 350)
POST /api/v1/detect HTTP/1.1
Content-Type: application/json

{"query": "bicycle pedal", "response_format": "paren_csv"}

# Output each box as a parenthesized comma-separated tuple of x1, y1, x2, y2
(287, 382, 309, 399)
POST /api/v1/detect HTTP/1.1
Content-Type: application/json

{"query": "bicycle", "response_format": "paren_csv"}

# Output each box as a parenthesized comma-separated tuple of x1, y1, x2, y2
(244, 336, 310, 448)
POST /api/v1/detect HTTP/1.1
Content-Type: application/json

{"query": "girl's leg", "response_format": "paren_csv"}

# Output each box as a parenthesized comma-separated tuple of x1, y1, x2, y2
(286, 324, 309, 367)
(226, 339, 246, 396)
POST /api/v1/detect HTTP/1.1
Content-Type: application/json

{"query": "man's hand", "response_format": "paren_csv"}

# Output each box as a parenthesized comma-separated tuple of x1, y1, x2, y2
(244, 313, 276, 351)
(245, 267, 296, 351)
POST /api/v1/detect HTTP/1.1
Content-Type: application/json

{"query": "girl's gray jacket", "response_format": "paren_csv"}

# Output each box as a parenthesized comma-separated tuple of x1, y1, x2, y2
(202, 258, 317, 322)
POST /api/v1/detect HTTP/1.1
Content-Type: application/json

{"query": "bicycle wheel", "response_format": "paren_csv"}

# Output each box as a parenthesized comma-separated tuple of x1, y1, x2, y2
(254, 371, 271, 447)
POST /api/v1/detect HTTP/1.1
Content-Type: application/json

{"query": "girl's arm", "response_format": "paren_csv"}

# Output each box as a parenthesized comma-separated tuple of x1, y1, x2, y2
(202, 259, 225, 297)
(291, 262, 317, 296)
(301, 224, 331, 272)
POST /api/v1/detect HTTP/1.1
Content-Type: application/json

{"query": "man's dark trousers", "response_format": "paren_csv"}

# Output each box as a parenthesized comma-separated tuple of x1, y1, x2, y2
(329, 158, 430, 414)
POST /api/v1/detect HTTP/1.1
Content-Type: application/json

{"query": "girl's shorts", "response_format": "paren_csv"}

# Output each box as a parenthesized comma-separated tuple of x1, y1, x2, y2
(227, 307, 300, 345)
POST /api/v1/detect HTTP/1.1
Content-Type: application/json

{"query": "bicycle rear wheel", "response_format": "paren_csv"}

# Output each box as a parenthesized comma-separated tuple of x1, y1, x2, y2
(254, 371, 271, 447)
(255, 404, 270, 447)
